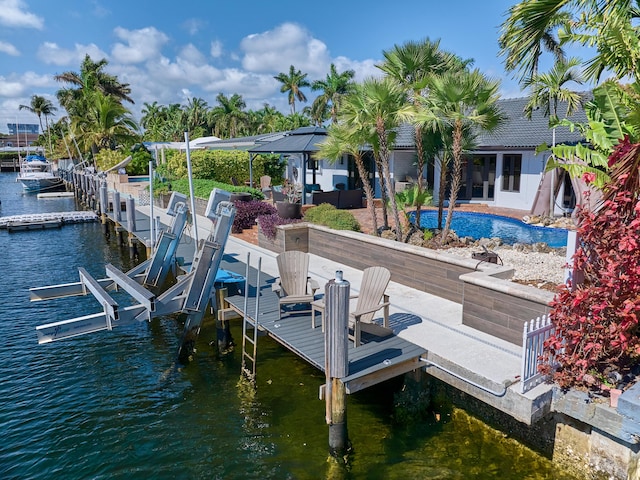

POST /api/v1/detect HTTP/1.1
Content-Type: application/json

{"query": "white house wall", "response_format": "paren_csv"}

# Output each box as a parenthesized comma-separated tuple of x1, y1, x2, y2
(432, 149, 548, 212)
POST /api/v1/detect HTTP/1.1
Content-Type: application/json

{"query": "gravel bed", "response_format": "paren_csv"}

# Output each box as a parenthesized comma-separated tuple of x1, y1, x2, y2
(443, 245, 569, 285)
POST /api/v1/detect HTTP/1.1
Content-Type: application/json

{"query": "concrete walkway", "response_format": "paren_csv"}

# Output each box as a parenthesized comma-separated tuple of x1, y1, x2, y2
(136, 202, 552, 424)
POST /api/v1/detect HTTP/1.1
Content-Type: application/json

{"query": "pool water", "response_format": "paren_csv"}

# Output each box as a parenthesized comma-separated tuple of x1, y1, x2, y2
(411, 210, 569, 248)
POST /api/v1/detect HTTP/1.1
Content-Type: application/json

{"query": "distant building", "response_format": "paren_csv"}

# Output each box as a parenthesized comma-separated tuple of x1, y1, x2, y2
(7, 123, 40, 134)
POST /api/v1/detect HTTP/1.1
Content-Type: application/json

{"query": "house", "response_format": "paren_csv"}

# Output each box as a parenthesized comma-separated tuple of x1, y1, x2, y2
(193, 96, 588, 214)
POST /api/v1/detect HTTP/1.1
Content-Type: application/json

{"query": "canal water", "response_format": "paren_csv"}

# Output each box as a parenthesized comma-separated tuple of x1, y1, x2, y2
(0, 172, 578, 479)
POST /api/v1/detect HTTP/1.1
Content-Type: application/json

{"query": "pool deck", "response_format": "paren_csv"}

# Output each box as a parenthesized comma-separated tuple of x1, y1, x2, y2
(130, 203, 553, 426)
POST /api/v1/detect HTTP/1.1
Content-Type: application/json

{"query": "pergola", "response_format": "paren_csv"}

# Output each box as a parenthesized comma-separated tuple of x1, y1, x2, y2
(248, 126, 327, 202)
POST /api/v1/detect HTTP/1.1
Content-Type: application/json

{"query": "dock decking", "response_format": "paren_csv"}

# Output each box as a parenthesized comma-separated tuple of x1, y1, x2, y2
(221, 262, 427, 394)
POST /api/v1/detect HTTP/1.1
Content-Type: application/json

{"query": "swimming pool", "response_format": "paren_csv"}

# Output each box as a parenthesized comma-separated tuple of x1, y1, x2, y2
(410, 210, 569, 248)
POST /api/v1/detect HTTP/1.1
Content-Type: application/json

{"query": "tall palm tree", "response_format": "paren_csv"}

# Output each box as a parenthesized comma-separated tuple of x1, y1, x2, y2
(416, 69, 504, 244)
(378, 38, 469, 227)
(55, 55, 133, 116)
(19, 94, 58, 154)
(316, 122, 379, 235)
(311, 63, 355, 124)
(274, 65, 310, 114)
(341, 78, 415, 241)
(19, 95, 57, 134)
(524, 57, 584, 215)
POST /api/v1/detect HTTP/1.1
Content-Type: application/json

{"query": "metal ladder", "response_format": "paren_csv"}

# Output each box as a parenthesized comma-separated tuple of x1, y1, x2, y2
(241, 253, 262, 383)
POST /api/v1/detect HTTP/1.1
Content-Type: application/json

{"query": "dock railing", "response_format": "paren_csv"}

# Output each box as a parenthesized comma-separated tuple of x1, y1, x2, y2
(520, 314, 555, 393)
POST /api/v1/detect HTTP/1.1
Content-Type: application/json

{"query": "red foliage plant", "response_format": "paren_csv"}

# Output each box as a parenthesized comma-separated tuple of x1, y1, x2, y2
(541, 138, 640, 389)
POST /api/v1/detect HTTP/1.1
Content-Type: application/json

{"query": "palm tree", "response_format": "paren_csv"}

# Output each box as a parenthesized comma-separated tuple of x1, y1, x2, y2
(341, 78, 415, 241)
(524, 57, 584, 215)
(19, 95, 56, 134)
(209, 93, 249, 138)
(72, 92, 139, 154)
(311, 63, 355, 124)
(19, 94, 57, 154)
(316, 122, 379, 235)
(415, 69, 504, 244)
(378, 38, 468, 228)
(185, 97, 209, 134)
(274, 65, 310, 114)
(55, 55, 133, 116)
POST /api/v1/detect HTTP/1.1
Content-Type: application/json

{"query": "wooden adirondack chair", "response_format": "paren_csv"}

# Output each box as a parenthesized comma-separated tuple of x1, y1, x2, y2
(272, 251, 319, 318)
(311, 266, 392, 346)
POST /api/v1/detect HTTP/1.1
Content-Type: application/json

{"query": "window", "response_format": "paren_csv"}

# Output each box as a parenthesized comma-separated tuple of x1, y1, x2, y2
(502, 154, 522, 192)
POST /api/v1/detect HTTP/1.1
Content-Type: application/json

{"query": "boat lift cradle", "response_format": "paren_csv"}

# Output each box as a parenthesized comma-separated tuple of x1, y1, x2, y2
(31, 189, 236, 362)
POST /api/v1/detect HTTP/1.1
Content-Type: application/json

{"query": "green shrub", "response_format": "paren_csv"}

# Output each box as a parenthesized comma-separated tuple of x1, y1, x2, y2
(159, 149, 284, 184)
(169, 178, 264, 200)
(303, 204, 360, 232)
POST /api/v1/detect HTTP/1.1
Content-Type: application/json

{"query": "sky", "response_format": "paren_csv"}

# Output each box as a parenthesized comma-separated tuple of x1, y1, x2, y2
(1, 0, 539, 134)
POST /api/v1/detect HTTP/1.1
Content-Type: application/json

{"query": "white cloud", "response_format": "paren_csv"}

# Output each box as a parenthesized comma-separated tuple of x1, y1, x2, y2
(0, 41, 20, 56)
(332, 56, 382, 82)
(0, 0, 43, 29)
(111, 26, 168, 64)
(182, 18, 205, 36)
(91, 1, 110, 18)
(240, 23, 331, 77)
(0, 72, 55, 97)
(210, 40, 223, 59)
(0, 76, 24, 97)
(37, 42, 108, 66)
(179, 44, 206, 65)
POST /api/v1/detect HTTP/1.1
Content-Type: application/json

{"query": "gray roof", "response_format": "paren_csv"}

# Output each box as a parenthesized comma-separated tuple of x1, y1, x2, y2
(249, 127, 327, 154)
(394, 95, 589, 150)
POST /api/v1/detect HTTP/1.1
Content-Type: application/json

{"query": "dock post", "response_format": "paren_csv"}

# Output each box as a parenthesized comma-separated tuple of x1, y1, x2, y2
(126, 197, 137, 259)
(99, 182, 109, 235)
(325, 271, 351, 460)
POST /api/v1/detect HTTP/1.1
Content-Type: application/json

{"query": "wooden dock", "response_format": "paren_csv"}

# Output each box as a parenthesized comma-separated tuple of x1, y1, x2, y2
(100, 198, 427, 395)
(221, 263, 427, 394)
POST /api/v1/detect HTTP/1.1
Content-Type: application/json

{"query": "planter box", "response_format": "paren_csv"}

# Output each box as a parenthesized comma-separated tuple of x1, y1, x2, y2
(258, 223, 309, 253)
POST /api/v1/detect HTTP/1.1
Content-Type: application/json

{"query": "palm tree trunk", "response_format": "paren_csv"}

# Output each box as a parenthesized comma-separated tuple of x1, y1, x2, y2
(437, 154, 448, 229)
(441, 123, 463, 244)
(354, 155, 378, 236)
(377, 121, 403, 241)
(374, 154, 389, 229)
(414, 124, 425, 228)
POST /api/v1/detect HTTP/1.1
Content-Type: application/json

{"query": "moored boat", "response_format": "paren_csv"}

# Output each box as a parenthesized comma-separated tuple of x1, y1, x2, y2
(16, 154, 64, 192)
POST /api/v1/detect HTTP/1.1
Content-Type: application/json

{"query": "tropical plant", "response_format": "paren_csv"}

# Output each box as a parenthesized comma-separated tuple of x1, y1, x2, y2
(378, 38, 468, 228)
(274, 65, 310, 114)
(541, 138, 640, 389)
(209, 93, 249, 138)
(71, 92, 139, 153)
(19, 94, 57, 155)
(280, 178, 302, 203)
(315, 122, 380, 236)
(415, 69, 504, 244)
(548, 80, 640, 188)
(55, 55, 133, 116)
(311, 63, 356, 124)
(499, 0, 640, 85)
(395, 185, 433, 241)
(339, 78, 414, 241)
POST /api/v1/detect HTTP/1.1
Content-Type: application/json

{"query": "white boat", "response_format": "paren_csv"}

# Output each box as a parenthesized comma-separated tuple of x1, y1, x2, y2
(17, 154, 64, 192)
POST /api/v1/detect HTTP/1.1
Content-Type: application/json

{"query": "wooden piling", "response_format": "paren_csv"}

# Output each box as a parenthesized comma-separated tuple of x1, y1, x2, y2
(324, 271, 351, 459)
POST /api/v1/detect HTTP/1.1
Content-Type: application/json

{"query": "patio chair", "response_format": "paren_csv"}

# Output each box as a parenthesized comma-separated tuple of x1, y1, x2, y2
(260, 175, 272, 200)
(311, 266, 392, 346)
(272, 251, 320, 318)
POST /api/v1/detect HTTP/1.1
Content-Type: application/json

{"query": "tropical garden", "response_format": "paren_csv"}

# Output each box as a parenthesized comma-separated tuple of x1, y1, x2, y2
(500, 0, 640, 393)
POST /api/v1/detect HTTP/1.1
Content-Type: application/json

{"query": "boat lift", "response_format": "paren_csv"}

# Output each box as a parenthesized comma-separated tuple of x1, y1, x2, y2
(31, 189, 236, 362)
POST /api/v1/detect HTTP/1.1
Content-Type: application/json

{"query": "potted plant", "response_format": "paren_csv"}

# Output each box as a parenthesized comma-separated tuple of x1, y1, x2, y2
(275, 179, 303, 219)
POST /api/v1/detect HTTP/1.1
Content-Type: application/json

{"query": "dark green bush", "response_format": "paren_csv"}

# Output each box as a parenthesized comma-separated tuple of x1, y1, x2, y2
(303, 204, 360, 232)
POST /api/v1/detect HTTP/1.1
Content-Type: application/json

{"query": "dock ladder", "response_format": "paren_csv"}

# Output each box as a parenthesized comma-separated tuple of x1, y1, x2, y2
(241, 253, 262, 383)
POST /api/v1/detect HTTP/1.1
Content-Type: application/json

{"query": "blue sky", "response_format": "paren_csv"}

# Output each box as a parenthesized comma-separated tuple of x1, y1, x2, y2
(1, 0, 548, 133)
